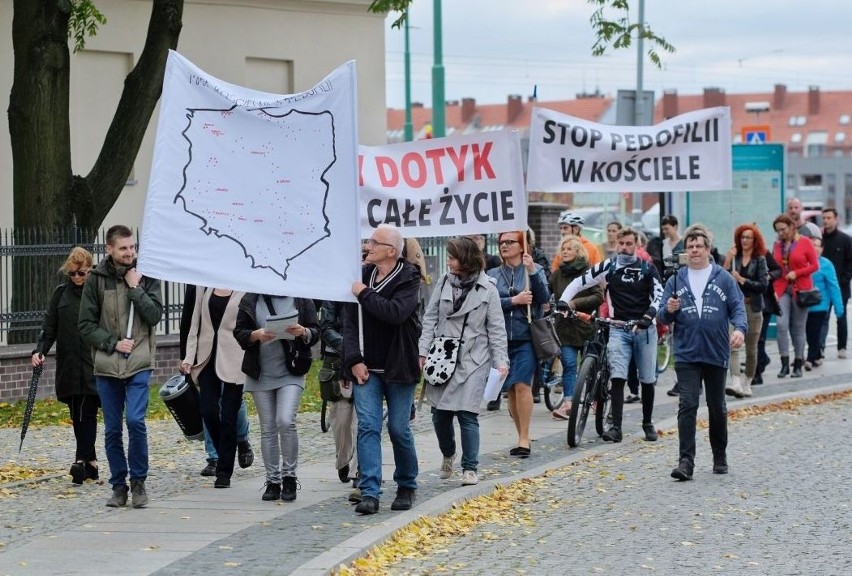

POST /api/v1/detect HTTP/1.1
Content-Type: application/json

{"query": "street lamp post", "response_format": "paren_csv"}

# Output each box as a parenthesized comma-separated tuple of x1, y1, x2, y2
(403, 9, 413, 142)
(431, 0, 445, 138)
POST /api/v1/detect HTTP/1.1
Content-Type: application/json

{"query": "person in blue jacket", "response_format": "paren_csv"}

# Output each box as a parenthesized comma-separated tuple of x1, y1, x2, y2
(805, 237, 845, 369)
(658, 225, 748, 481)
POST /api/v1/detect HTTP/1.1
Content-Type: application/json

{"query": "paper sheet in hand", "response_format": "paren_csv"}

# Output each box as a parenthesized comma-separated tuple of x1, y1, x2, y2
(483, 368, 507, 402)
(266, 311, 298, 340)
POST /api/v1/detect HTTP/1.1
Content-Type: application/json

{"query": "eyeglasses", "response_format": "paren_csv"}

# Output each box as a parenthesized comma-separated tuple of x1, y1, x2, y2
(68, 270, 89, 277)
(774, 227, 788, 234)
(499, 239, 519, 247)
(365, 238, 394, 249)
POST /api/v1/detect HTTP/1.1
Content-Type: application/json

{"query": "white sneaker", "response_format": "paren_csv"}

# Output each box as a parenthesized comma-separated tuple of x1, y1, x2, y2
(461, 470, 479, 485)
(839, 349, 848, 359)
(725, 375, 744, 398)
(439, 454, 455, 479)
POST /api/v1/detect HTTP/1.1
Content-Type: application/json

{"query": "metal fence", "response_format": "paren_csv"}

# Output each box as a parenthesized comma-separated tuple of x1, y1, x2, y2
(0, 229, 499, 346)
(0, 227, 184, 345)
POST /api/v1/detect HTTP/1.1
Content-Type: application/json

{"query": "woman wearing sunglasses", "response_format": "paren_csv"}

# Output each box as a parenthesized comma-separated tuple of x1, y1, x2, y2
(32, 246, 100, 485)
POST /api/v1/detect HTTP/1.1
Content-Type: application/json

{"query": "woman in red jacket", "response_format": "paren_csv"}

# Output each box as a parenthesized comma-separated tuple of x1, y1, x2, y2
(772, 214, 819, 378)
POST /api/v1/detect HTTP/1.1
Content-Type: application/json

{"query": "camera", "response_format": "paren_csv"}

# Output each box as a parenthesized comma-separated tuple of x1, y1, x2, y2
(662, 252, 688, 279)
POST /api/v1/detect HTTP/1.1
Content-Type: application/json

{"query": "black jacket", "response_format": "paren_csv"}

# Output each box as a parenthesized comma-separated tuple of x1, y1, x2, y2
(233, 294, 319, 381)
(343, 260, 422, 383)
(821, 227, 852, 300)
(35, 282, 97, 401)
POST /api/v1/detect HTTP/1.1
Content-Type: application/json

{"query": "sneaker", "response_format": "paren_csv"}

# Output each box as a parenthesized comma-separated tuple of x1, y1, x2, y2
(200, 459, 217, 477)
(106, 485, 128, 507)
(348, 486, 362, 503)
(551, 401, 572, 420)
(840, 349, 848, 359)
(725, 375, 744, 398)
(671, 459, 694, 481)
(281, 476, 299, 502)
(214, 475, 230, 488)
(390, 487, 416, 511)
(355, 495, 379, 515)
(262, 481, 281, 501)
(666, 385, 680, 397)
(439, 454, 455, 479)
(601, 426, 622, 443)
(70, 462, 86, 485)
(814, 358, 824, 367)
(643, 422, 658, 442)
(461, 470, 479, 486)
(130, 479, 149, 508)
(804, 360, 813, 371)
(237, 441, 254, 469)
(532, 394, 541, 404)
(84, 462, 99, 481)
(486, 399, 501, 411)
(624, 394, 640, 404)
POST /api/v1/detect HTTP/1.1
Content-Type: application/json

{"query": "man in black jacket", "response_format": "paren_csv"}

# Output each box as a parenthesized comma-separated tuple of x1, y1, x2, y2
(343, 225, 422, 515)
(820, 208, 852, 358)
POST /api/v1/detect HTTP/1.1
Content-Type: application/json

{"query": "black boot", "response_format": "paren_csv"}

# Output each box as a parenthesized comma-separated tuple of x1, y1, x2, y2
(791, 358, 803, 378)
(751, 371, 763, 385)
(777, 356, 790, 378)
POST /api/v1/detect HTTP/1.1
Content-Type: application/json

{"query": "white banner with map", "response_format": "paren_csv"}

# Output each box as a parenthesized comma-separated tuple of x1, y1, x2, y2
(358, 130, 527, 238)
(139, 51, 361, 301)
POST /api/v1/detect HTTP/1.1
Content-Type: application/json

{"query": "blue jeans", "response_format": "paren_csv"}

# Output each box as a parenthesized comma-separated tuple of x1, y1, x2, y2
(608, 327, 657, 383)
(204, 397, 250, 460)
(431, 408, 479, 472)
(96, 370, 151, 488)
(559, 345, 580, 399)
(353, 372, 418, 499)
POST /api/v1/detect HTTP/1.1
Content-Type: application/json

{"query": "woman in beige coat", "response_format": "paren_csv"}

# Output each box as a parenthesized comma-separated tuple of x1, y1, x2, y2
(181, 287, 246, 488)
(419, 237, 509, 486)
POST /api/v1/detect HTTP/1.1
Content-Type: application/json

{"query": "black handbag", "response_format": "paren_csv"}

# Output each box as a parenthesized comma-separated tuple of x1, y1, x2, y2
(263, 295, 313, 376)
(795, 287, 822, 308)
(529, 314, 561, 361)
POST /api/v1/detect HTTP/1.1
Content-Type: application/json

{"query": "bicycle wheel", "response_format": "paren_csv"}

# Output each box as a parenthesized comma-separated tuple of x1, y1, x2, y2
(567, 355, 597, 447)
(595, 377, 610, 437)
(543, 372, 564, 411)
(657, 332, 672, 374)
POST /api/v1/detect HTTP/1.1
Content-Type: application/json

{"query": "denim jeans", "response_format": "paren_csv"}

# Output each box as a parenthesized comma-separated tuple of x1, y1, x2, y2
(204, 390, 250, 460)
(608, 327, 657, 383)
(431, 408, 479, 472)
(353, 372, 418, 499)
(675, 363, 727, 466)
(559, 345, 580, 399)
(96, 370, 151, 488)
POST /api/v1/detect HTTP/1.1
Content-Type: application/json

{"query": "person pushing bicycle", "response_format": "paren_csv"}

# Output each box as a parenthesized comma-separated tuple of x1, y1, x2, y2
(558, 226, 664, 443)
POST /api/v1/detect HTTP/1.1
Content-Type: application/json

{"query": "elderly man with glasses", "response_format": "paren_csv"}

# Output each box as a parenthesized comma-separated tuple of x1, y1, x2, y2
(343, 224, 422, 515)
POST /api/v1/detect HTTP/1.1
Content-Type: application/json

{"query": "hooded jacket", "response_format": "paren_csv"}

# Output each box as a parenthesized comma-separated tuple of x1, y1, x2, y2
(78, 257, 162, 379)
(658, 264, 748, 369)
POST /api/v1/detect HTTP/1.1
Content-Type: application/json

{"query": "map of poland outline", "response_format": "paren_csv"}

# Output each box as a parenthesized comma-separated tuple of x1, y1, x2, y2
(174, 106, 336, 281)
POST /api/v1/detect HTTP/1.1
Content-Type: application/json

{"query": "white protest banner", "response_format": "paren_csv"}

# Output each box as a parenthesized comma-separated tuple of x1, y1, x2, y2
(359, 130, 527, 238)
(138, 51, 361, 301)
(527, 106, 732, 193)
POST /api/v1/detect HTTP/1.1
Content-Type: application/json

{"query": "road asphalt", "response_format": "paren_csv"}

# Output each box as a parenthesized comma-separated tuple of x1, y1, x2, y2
(0, 343, 850, 576)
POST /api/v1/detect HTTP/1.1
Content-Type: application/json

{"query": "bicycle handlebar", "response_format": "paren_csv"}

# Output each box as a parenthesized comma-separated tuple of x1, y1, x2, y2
(555, 303, 637, 332)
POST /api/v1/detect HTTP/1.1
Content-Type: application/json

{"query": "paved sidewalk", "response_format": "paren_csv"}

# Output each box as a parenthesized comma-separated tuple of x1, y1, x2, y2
(1, 345, 850, 575)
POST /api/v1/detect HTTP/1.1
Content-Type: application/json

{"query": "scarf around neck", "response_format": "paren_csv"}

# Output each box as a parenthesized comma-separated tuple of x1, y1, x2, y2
(448, 272, 477, 312)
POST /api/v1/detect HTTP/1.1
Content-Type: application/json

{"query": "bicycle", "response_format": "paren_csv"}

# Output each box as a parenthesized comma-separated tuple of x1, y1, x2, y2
(534, 358, 564, 411)
(565, 311, 636, 448)
(656, 322, 672, 374)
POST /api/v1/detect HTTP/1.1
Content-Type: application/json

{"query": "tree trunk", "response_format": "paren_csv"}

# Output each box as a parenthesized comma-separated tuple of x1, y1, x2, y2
(8, 0, 184, 343)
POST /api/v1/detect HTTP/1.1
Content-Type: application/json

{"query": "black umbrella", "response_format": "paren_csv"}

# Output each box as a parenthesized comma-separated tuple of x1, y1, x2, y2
(19, 364, 44, 453)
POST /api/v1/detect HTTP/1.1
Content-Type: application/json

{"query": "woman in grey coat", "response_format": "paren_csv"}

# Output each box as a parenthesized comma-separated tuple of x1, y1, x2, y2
(419, 237, 509, 486)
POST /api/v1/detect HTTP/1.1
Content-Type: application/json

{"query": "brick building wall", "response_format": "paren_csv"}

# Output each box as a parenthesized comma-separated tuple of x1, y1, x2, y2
(529, 202, 570, 264)
(0, 335, 182, 403)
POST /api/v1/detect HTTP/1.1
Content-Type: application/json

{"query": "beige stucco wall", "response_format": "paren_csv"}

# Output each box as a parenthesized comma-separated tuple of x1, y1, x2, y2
(0, 0, 386, 230)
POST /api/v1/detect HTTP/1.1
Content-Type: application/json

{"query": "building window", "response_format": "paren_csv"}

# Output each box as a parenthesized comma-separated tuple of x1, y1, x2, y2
(840, 114, 851, 125)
